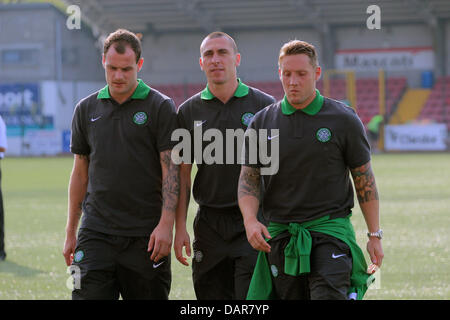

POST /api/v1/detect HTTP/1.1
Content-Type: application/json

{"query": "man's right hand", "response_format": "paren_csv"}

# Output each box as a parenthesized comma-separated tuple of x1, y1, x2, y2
(174, 227, 191, 266)
(63, 232, 77, 266)
(244, 219, 272, 253)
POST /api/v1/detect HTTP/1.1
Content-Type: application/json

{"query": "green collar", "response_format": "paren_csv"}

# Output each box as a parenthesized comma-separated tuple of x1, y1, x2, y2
(281, 89, 324, 116)
(97, 79, 151, 100)
(201, 78, 249, 100)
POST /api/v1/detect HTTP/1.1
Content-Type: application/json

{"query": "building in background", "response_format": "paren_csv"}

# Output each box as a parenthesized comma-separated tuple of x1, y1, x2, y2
(0, 3, 103, 156)
(1, 1, 449, 155)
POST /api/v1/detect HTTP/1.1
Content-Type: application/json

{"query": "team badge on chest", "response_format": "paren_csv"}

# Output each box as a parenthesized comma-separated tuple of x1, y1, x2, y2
(316, 127, 332, 143)
(133, 111, 148, 125)
(241, 112, 255, 126)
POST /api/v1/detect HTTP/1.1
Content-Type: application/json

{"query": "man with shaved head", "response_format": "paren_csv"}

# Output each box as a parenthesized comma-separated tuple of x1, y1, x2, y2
(239, 40, 383, 300)
(174, 31, 275, 299)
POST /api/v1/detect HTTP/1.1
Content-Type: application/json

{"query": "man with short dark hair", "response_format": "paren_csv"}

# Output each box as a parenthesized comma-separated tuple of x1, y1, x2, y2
(239, 40, 384, 300)
(174, 31, 275, 299)
(63, 29, 179, 300)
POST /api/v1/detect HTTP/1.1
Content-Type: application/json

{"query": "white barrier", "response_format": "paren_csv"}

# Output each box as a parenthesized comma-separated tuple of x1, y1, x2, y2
(384, 124, 448, 151)
(23, 129, 62, 156)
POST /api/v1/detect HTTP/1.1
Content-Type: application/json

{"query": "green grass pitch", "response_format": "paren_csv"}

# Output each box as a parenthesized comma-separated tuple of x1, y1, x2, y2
(0, 153, 449, 299)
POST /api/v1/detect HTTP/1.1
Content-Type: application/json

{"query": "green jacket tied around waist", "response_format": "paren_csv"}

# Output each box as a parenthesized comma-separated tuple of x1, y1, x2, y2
(246, 214, 375, 300)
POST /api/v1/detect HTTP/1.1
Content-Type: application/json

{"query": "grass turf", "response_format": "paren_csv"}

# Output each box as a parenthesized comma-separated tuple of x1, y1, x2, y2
(0, 153, 448, 299)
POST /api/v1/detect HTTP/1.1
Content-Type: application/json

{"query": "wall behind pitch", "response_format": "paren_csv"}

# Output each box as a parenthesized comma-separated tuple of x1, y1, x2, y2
(235, 28, 321, 82)
(446, 20, 450, 76)
(0, 4, 103, 82)
(335, 24, 433, 87)
(59, 13, 104, 82)
(140, 33, 205, 85)
(336, 24, 431, 50)
(41, 81, 105, 131)
(4, 80, 104, 156)
(0, 5, 56, 81)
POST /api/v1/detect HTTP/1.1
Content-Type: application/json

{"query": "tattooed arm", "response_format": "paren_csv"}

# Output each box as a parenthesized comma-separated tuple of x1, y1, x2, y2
(148, 149, 180, 262)
(174, 163, 192, 266)
(238, 165, 271, 253)
(63, 154, 89, 266)
(350, 161, 384, 267)
(160, 149, 180, 214)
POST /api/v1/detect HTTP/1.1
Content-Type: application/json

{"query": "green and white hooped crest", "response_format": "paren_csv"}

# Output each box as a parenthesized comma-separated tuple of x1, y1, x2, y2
(74, 250, 84, 263)
(241, 112, 255, 126)
(133, 111, 148, 125)
(271, 265, 279, 277)
(316, 127, 332, 143)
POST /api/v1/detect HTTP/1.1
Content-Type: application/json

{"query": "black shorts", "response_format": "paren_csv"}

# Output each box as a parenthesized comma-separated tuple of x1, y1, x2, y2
(192, 206, 259, 300)
(267, 231, 352, 300)
(71, 228, 171, 300)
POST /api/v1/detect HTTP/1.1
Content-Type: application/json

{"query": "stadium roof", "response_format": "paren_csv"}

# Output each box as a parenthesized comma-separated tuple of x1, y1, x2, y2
(62, 0, 450, 37)
(4, 0, 450, 42)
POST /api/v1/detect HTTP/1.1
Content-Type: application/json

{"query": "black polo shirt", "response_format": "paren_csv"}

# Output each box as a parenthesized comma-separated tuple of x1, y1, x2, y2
(244, 89, 371, 223)
(177, 79, 275, 208)
(70, 79, 178, 236)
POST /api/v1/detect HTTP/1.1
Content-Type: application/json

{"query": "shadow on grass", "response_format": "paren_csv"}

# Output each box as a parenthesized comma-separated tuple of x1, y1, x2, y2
(0, 259, 44, 277)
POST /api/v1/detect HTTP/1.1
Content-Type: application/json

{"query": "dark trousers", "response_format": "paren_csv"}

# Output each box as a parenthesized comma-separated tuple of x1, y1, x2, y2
(192, 206, 259, 300)
(0, 165, 4, 256)
(267, 231, 353, 300)
(71, 228, 171, 300)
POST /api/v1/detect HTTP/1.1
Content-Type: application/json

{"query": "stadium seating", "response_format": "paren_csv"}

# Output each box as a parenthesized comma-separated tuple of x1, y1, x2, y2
(248, 77, 406, 125)
(152, 84, 187, 107)
(356, 77, 406, 124)
(317, 77, 406, 125)
(152, 77, 408, 126)
(418, 76, 450, 129)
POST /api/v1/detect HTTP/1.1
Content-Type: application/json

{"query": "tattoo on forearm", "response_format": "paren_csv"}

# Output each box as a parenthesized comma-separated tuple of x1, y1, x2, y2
(161, 150, 180, 213)
(238, 166, 261, 201)
(351, 162, 379, 203)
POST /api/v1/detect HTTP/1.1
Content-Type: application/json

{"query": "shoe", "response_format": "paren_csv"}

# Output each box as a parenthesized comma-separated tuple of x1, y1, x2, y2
(0, 252, 6, 261)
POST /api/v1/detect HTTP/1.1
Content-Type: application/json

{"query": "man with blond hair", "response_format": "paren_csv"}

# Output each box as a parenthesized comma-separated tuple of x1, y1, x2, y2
(239, 40, 383, 300)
